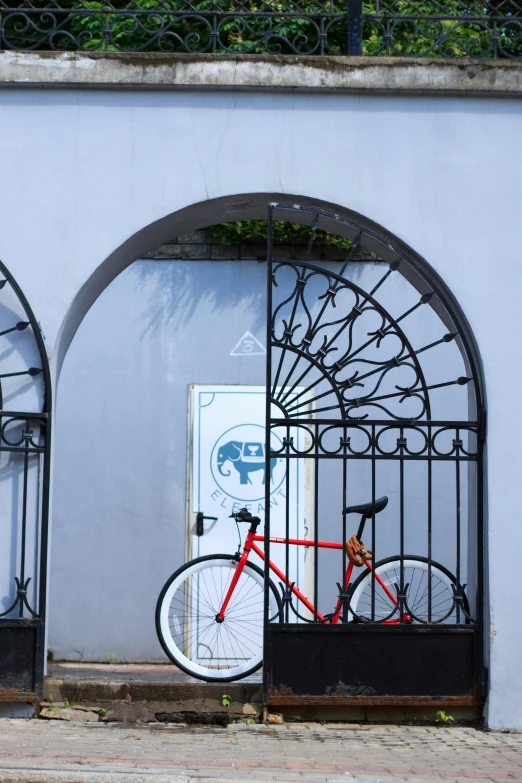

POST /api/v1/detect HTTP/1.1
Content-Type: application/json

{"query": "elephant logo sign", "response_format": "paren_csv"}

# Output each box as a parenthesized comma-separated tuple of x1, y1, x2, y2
(210, 424, 285, 502)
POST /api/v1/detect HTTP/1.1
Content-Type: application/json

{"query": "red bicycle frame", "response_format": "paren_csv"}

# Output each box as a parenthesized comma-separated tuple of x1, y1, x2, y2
(216, 528, 409, 624)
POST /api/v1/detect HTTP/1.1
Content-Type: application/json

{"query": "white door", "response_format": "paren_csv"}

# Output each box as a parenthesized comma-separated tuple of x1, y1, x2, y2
(188, 385, 308, 591)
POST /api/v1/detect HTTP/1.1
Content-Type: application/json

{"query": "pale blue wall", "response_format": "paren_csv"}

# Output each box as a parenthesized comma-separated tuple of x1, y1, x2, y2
(0, 86, 519, 726)
(50, 259, 266, 662)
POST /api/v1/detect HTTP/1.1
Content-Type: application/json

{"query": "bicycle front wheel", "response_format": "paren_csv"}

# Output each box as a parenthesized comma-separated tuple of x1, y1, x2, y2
(350, 556, 469, 623)
(156, 555, 281, 682)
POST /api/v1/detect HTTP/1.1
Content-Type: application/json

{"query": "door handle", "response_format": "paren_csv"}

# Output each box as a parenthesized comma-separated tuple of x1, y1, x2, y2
(196, 512, 218, 537)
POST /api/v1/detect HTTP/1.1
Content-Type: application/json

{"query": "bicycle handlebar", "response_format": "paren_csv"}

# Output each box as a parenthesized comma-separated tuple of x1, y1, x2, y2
(229, 508, 261, 524)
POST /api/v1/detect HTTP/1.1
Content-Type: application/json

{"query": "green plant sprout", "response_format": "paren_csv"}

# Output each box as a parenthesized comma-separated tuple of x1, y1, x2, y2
(221, 694, 232, 725)
(436, 710, 455, 724)
(221, 694, 231, 708)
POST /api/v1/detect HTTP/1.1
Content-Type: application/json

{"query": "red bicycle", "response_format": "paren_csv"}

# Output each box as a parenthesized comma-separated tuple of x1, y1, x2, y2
(156, 500, 468, 682)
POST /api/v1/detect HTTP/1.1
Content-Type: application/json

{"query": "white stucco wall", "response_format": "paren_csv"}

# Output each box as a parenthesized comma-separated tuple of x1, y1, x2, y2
(0, 74, 521, 727)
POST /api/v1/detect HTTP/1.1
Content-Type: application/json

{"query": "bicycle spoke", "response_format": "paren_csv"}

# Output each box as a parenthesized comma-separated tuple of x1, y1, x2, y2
(352, 561, 462, 624)
(158, 558, 277, 678)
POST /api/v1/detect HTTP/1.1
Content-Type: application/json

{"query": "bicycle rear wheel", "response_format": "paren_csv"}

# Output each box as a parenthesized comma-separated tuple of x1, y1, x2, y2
(350, 556, 469, 623)
(156, 554, 281, 682)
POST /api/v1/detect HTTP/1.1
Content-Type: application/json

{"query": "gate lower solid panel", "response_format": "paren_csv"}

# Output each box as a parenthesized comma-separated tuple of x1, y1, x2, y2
(0, 623, 40, 698)
(265, 624, 479, 706)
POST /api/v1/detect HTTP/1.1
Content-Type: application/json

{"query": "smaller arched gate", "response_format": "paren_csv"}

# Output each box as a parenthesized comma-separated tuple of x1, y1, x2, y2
(0, 260, 51, 703)
(263, 203, 485, 710)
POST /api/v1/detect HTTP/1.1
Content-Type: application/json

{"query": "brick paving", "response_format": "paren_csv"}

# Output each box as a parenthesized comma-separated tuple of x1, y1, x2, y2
(0, 719, 521, 783)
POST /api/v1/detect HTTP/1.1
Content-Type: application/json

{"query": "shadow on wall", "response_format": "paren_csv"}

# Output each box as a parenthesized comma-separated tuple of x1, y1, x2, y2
(131, 245, 366, 339)
(132, 258, 268, 338)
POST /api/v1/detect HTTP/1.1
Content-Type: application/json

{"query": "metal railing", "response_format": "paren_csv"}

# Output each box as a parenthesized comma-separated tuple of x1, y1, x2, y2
(1, 0, 520, 56)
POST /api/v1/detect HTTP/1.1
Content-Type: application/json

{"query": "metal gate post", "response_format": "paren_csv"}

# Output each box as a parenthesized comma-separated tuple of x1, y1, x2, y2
(347, 0, 363, 56)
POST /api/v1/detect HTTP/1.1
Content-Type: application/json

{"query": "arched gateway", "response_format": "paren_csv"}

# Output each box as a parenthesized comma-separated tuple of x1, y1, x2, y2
(0, 196, 484, 710)
(262, 202, 484, 709)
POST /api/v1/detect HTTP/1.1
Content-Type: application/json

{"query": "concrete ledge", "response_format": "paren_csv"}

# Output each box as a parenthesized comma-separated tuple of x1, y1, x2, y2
(0, 52, 521, 96)
(44, 677, 262, 705)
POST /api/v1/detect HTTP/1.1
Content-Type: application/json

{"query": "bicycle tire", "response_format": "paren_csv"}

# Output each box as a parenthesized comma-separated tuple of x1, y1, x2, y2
(156, 554, 282, 682)
(350, 555, 470, 624)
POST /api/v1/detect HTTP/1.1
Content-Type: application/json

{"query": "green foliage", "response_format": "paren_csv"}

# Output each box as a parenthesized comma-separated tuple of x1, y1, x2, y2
(363, 1, 522, 58)
(221, 693, 232, 708)
(104, 652, 117, 664)
(4, 0, 520, 56)
(436, 709, 456, 724)
(207, 220, 352, 250)
(63, 698, 70, 708)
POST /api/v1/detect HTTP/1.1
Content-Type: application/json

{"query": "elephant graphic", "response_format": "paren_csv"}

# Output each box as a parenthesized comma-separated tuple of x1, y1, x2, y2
(217, 441, 278, 485)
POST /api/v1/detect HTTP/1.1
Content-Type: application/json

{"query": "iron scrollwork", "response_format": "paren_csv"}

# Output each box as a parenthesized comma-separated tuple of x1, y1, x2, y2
(271, 251, 471, 423)
(265, 202, 483, 630)
(0, 0, 520, 56)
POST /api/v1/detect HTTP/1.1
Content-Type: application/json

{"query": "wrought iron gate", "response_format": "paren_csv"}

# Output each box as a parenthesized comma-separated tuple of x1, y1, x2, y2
(0, 260, 51, 703)
(263, 203, 484, 709)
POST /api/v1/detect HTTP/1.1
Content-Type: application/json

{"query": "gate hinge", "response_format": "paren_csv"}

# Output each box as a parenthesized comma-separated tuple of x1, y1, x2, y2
(478, 408, 487, 441)
(479, 666, 489, 699)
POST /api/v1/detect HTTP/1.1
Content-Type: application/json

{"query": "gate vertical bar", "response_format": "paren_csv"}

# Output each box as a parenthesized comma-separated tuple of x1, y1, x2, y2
(371, 425, 376, 622)
(399, 426, 404, 622)
(263, 204, 274, 704)
(35, 417, 51, 695)
(477, 408, 485, 689)
(428, 428, 432, 623)
(31, 281, 52, 697)
(313, 434, 319, 622)
(18, 436, 30, 616)
(342, 427, 347, 599)
(347, 0, 363, 55)
(285, 423, 290, 623)
(455, 437, 461, 623)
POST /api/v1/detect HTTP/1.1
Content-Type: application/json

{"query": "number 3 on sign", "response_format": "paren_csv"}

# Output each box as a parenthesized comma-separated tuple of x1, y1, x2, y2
(230, 332, 266, 357)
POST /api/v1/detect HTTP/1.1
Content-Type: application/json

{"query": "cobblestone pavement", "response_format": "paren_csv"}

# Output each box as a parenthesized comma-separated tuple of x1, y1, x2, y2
(0, 719, 521, 783)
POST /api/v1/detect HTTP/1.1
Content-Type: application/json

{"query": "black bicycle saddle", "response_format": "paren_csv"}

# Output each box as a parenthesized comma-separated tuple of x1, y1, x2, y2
(344, 496, 388, 518)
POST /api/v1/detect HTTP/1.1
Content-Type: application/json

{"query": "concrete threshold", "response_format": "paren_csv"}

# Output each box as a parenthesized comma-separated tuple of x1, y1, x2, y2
(42, 664, 480, 725)
(43, 663, 263, 725)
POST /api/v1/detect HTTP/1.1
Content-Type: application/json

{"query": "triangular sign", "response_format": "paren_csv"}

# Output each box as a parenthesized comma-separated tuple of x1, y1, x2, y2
(230, 331, 266, 357)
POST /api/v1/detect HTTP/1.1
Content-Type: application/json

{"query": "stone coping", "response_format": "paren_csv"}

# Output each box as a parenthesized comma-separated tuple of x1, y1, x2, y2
(0, 52, 521, 96)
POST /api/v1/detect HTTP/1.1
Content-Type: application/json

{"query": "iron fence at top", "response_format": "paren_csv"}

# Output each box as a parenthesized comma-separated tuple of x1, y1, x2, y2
(0, 0, 520, 55)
